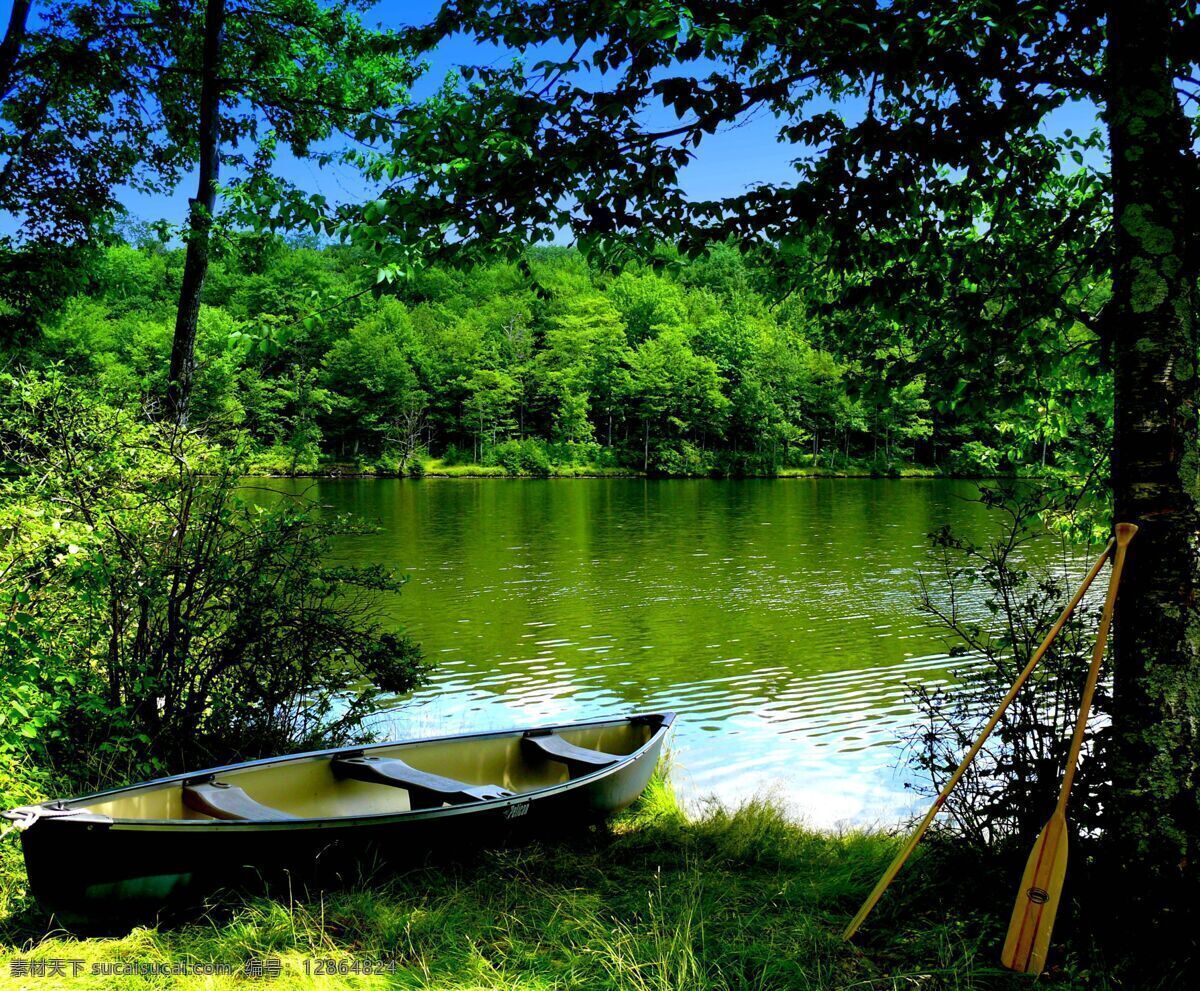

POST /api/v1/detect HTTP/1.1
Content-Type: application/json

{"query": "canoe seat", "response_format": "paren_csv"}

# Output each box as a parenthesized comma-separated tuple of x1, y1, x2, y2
(182, 780, 295, 821)
(331, 755, 512, 810)
(521, 732, 619, 778)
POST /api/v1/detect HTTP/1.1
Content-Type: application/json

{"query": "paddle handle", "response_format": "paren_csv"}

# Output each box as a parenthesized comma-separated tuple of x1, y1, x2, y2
(1055, 523, 1136, 814)
(842, 537, 1115, 941)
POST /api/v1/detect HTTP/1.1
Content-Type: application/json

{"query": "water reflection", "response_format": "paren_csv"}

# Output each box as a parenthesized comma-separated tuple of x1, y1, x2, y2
(251, 478, 1062, 827)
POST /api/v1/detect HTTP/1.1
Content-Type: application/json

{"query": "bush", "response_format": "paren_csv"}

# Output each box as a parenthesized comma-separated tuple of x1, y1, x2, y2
(0, 753, 49, 914)
(377, 448, 428, 476)
(712, 449, 786, 476)
(0, 370, 430, 789)
(649, 441, 715, 476)
(439, 443, 472, 466)
(905, 484, 1107, 854)
(489, 439, 553, 476)
(946, 439, 1004, 475)
(544, 440, 603, 467)
(247, 441, 322, 476)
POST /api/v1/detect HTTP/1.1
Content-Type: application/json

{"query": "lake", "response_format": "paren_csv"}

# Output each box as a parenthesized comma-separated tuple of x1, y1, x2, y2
(256, 477, 1042, 827)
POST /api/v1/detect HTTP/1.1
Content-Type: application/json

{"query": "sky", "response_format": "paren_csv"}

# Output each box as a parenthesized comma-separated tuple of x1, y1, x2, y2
(0, 0, 1104, 238)
(117, 0, 812, 231)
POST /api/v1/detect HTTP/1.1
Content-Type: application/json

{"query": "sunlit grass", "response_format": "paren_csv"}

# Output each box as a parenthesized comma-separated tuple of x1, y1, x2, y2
(0, 774, 1032, 990)
(419, 459, 634, 478)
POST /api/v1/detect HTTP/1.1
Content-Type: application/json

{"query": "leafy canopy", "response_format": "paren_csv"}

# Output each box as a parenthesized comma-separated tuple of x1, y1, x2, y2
(349, 2, 1125, 481)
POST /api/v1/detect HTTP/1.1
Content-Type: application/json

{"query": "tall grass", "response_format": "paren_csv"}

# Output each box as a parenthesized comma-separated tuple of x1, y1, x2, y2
(0, 775, 1044, 990)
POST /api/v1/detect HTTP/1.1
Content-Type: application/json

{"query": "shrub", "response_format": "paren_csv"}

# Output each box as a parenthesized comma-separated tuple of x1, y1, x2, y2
(904, 484, 1107, 854)
(248, 441, 321, 476)
(490, 439, 552, 476)
(649, 441, 714, 476)
(439, 443, 471, 466)
(946, 439, 1004, 475)
(544, 440, 603, 468)
(0, 370, 429, 789)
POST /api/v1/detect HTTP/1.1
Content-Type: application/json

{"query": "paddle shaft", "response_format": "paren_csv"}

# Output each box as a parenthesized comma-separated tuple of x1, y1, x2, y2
(1057, 528, 1133, 812)
(842, 537, 1116, 941)
(1001, 523, 1136, 973)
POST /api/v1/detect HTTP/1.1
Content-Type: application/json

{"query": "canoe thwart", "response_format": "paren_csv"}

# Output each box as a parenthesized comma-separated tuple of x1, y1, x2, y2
(331, 755, 512, 809)
(182, 780, 296, 822)
(521, 732, 619, 777)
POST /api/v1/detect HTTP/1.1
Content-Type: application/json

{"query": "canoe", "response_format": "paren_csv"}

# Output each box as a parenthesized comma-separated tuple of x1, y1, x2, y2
(4, 711, 674, 926)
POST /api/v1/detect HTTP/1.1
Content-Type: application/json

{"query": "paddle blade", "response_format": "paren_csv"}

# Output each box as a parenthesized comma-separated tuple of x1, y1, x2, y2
(1001, 812, 1069, 974)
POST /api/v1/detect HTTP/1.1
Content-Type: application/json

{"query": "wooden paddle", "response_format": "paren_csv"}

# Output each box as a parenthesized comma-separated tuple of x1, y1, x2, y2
(842, 536, 1117, 942)
(1000, 522, 1137, 974)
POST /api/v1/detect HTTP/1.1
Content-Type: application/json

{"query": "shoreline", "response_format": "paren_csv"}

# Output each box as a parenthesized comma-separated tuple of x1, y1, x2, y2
(243, 462, 1020, 481)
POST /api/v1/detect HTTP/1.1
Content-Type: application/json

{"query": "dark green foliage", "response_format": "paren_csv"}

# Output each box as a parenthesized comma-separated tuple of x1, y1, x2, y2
(0, 371, 428, 788)
(489, 438, 552, 476)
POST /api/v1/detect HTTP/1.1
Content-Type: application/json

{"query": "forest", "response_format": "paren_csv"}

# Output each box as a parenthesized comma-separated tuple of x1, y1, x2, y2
(4, 232, 1103, 478)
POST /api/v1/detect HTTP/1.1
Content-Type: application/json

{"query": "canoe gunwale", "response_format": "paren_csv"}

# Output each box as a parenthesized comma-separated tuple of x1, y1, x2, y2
(4, 711, 674, 833)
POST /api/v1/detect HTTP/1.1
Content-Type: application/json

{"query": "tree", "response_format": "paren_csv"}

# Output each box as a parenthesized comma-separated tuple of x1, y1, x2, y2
(376, 0, 1199, 948)
(381, 387, 429, 473)
(626, 325, 728, 471)
(0, 2, 182, 340)
(0, 1, 174, 244)
(462, 367, 519, 459)
(606, 269, 687, 343)
(275, 367, 331, 474)
(534, 292, 631, 444)
(155, 0, 416, 422)
(0, 1, 416, 422)
(323, 300, 427, 456)
(166, 0, 226, 422)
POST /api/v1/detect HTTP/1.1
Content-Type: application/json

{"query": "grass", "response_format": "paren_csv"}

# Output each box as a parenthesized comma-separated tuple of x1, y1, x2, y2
(418, 460, 633, 478)
(0, 776, 1040, 990)
(244, 454, 971, 480)
(372, 461, 950, 480)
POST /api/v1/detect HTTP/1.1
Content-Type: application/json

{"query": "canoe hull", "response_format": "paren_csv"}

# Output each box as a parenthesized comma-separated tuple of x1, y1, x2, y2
(12, 713, 672, 928)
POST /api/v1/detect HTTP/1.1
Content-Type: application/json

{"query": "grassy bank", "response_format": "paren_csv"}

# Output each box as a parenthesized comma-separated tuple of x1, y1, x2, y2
(418, 462, 943, 479)
(420, 459, 636, 478)
(0, 779, 1033, 990)
(255, 458, 953, 480)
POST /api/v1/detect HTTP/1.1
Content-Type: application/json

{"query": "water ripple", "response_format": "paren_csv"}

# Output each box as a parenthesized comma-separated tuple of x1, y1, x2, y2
(248, 477, 1083, 827)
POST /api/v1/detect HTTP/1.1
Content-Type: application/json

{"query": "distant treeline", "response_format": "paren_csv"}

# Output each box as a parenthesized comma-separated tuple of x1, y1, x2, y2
(3, 236, 1096, 476)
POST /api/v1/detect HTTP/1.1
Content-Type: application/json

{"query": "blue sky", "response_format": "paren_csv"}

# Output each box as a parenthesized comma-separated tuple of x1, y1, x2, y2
(119, 0, 816, 229)
(0, 0, 1104, 237)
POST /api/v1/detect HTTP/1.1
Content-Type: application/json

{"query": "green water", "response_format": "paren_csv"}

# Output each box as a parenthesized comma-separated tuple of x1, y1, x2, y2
(259, 478, 1033, 825)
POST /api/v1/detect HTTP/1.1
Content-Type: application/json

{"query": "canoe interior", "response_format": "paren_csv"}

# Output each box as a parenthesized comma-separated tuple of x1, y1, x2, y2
(76, 720, 656, 822)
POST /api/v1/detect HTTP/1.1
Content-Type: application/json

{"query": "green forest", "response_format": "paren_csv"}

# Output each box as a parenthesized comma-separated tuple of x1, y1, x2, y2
(5, 233, 1103, 479)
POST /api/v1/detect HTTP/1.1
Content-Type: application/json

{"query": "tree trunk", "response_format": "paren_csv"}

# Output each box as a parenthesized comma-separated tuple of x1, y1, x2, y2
(166, 0, 226, 425)
(1107, 0, 1200, 944)
(0, 0, 31, 100)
